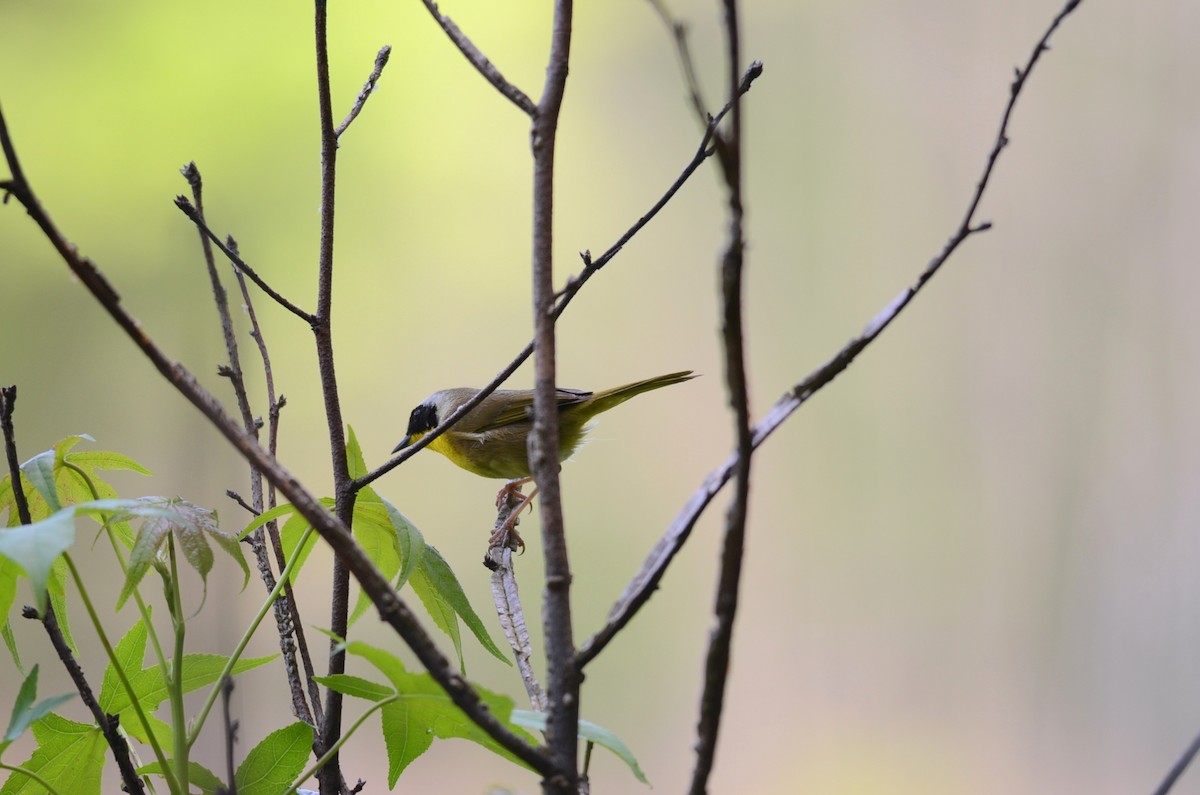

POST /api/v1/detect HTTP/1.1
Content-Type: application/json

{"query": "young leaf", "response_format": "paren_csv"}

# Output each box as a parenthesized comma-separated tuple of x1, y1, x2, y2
(4, 665, 75, 742)
(0, 713, 106, 795)
(107, 497, 247, 609)
(511, 710, 651, 786)
(345, 425, 368, 480)
(347, 495, 427, 627)
(412, 545, 509, 668)
(103, 652, 275, 716)
(98, 615, 150, 714)
(235, 722, 313, 795)
(18, 451, 59, 513)
(0, 507, 76, 611)
(314, 673, 394, 702)
(136, 760, 224, 794)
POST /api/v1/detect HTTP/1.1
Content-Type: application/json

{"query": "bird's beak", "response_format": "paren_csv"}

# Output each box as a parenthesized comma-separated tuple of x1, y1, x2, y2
(392, 436, 412, 455)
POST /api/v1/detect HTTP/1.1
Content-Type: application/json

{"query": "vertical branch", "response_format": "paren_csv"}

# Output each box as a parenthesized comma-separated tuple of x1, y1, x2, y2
(311, 2, 354, 793)
(529, 1, 578, 792)
(689, 1, 751, 792)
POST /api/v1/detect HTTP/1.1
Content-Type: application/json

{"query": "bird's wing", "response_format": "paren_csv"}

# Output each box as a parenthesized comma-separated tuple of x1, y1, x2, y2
(487, 388, 593, 428)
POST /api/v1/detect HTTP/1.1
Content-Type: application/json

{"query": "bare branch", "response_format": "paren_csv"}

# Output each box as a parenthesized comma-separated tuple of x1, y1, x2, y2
(335, 45, 392, 139)
(688, 0, 750, 790)
(578, 0, 1087, 670)
(174, 196, 315, 325)
(529, 2, 578, 791)
(417, 0, 537, 116)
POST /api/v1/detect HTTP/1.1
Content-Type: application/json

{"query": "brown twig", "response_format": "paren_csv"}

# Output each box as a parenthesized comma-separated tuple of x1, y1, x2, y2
(352, 62, 762, 495)
(688, 1, 750, 789)
(1, 387, 148, 795)
(578, 0, 1087, 670)
(417, 0, 537, 116)
(335, 45, 392, 139)
(174, 196, 315, 325)
(646, 0, 708, 125)
(528, 3, 577, 792)
(0, 102, 553, 779)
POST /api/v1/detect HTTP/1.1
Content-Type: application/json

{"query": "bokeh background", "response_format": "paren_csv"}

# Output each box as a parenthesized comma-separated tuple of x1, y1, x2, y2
(2, 0, 1198, 792)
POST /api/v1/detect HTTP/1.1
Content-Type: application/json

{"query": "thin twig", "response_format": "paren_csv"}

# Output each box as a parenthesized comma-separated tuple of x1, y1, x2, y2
(646, 0, 708, 125)
(0, 101, 553, 779)
(352, 62, 762, 494)
(1152, 727, 1200, 795)
(417, 0, 537, 116)
(174, 196, 315, 324)
(529, 2, 578, 792)
(578, 0, 1087, 670)
(335, 45, 392, 139)
(1, 387, 148, 795)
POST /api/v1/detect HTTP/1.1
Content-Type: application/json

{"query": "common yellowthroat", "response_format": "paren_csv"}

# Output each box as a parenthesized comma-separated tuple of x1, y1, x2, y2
(392, 370, 696, 479)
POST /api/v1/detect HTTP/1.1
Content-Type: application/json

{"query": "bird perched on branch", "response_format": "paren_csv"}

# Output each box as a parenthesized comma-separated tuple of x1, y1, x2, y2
(392, 370, 696, 548)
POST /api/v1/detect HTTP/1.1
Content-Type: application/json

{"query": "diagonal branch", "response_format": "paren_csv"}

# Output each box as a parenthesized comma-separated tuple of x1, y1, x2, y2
(417, 0, 537, 116)
(336, 45, 392, 139)
(174, 196, 316, 325)
(578, 0, 1087, 670)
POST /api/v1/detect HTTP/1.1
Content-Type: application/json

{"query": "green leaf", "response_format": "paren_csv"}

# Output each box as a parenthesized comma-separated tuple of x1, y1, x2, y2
(345, 425, 368, 480)
(345, 641, 537, 785)
(104, 652, 275, 715)
(47, 558, 75, 654)
(136, 760, 225, 794)
(314, 673, 394, 702)
(511, 710, 650, 785)
(0, 507, 76, 612)
(348, 501, 401, 628)
(280, 509, 323, 585)
(4, 666, 75, 742)
(19, 451, 60, 513)
(103, 497, 245, 609)
(235, 722, 313, 795)
(0, 553, 20, 627)
(236, 501, 298, 540)
(1, 621, 20, 674)
(99, 614, 149, 714)
(0, 713, 106, 795)
(412, 545, 509, 669)
(382, 497, 423, 591)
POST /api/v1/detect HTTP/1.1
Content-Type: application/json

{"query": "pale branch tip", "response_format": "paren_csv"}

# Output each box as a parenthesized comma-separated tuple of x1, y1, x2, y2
(335, 44, 393, 139)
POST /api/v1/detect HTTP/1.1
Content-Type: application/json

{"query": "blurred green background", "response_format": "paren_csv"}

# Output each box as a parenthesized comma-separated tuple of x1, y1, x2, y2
(3, 0, 1198, 792)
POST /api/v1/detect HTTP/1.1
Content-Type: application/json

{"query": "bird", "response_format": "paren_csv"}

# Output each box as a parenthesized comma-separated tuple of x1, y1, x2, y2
(392, 370, 696, 549)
